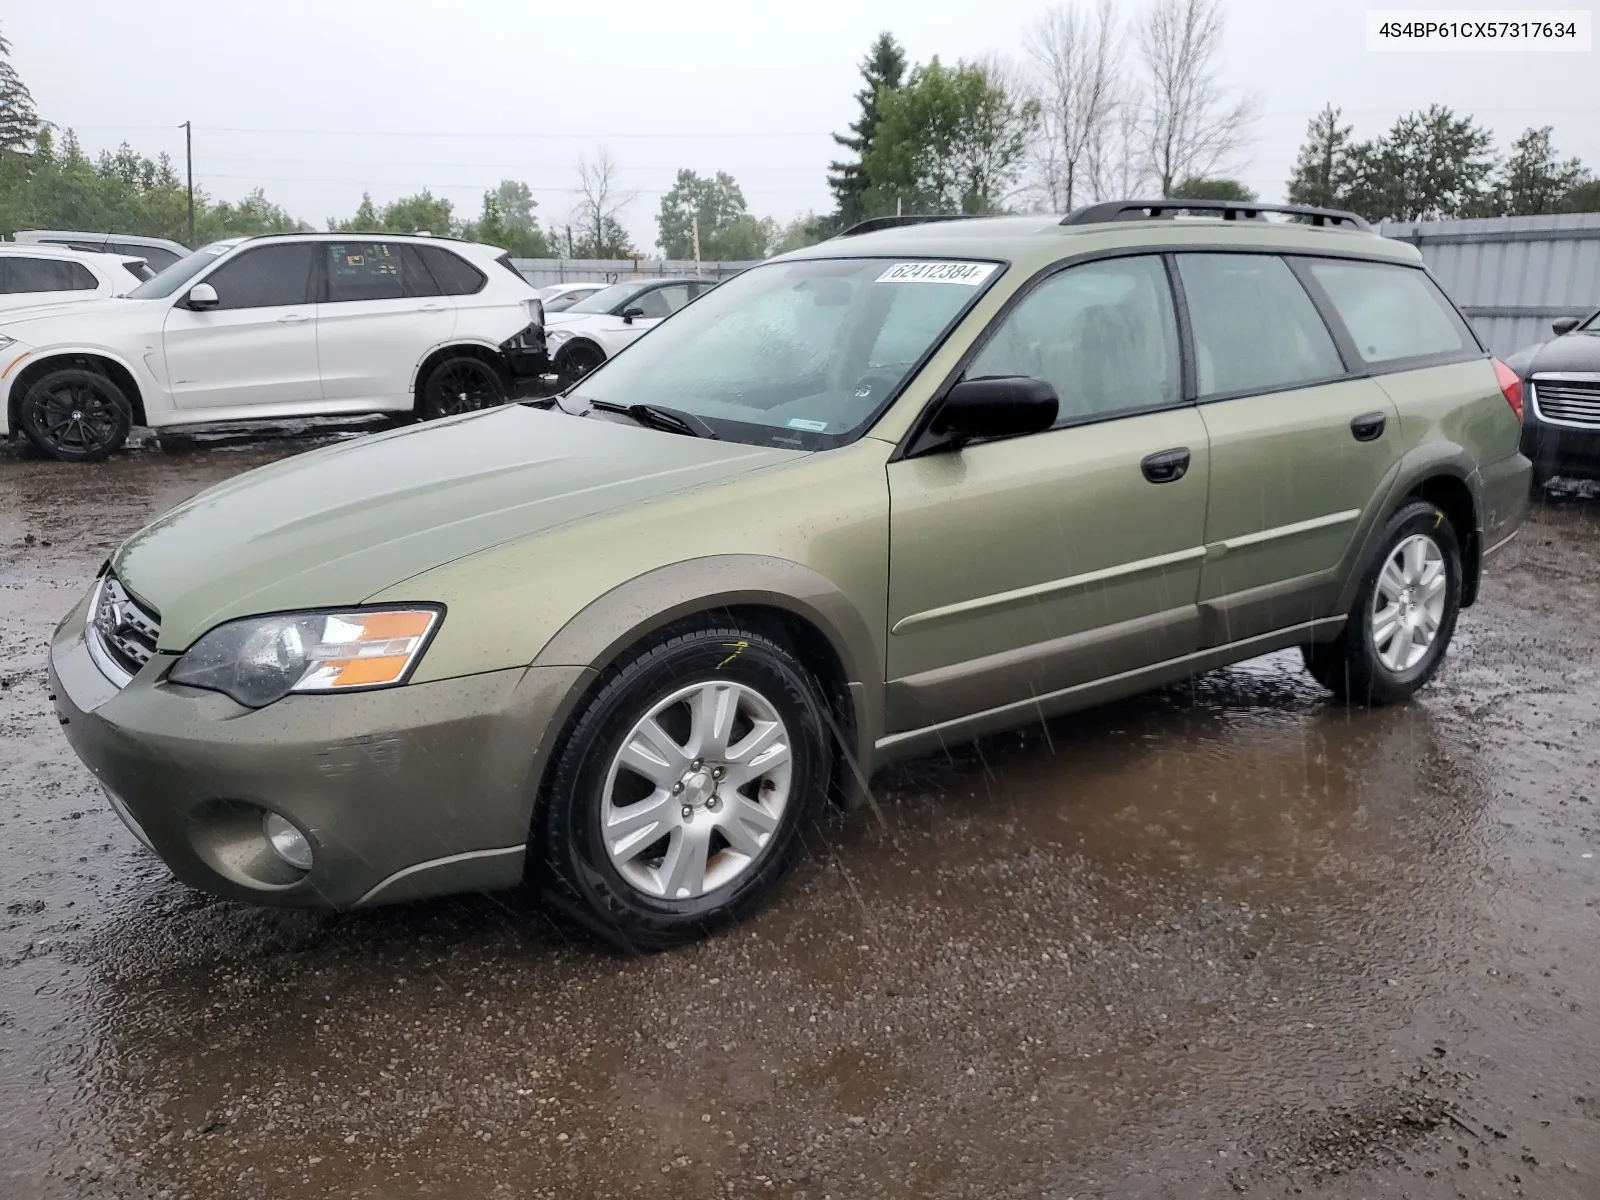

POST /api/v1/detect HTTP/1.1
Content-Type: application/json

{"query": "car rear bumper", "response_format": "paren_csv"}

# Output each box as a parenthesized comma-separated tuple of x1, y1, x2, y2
(49, 588, 588, 909)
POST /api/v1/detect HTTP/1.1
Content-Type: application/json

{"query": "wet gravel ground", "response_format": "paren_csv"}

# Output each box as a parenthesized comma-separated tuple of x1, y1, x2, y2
(2, 427, 1598, 1199)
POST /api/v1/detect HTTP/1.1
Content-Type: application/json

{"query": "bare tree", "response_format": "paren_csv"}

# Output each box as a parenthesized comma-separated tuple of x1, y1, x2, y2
(1023, 0, 1122, 211)
(1088, 95, 1150, 201)
(570, 148, 635, 257)
(1136, 0, 1256, 197)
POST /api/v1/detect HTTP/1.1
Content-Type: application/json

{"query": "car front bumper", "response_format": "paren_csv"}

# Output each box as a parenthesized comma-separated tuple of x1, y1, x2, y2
(1523, 386, 1600, 480)
(49, 588, 588, 909)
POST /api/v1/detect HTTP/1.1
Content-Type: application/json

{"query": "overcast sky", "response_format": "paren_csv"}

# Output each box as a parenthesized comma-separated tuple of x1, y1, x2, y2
(7, 0, 1599, 250)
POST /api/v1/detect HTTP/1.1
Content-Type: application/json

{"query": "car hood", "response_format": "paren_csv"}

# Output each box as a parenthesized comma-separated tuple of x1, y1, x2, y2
(545, 311, 624, 331)
(112, 405, 805, 650)
(1521, 331, 1600, 376)
(0, 295, 156, 334)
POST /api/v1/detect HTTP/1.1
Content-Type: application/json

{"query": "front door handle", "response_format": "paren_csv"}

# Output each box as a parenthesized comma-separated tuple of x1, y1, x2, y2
(276, 313, 309, 324)
(419, 303, 447, 313)
(1351, 411, 1387, 442)
(1140, 447, 1191, 484)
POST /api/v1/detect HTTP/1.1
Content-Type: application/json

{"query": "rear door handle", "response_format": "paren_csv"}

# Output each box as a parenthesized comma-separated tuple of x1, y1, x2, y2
(419, 303, 447, 313)
(276, 313, 309, 324)
(1350, 411, 1387, 441)
(1140, 447, 1191, 484)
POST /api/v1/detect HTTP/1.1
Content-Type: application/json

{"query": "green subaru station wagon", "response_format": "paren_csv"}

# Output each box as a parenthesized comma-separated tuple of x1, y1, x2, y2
(50, 200, 1530, 947)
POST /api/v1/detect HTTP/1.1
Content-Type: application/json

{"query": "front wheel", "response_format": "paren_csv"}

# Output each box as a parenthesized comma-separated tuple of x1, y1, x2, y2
(1303, 500, 1463, 705)
(419, 355, 508, 420)
(18, 368, 132, 462)
(537, 624, 831, 950)
(554, 341, 606, 389)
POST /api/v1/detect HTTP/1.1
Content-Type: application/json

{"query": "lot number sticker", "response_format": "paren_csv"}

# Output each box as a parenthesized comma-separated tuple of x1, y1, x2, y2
(876, 261, 998, 286)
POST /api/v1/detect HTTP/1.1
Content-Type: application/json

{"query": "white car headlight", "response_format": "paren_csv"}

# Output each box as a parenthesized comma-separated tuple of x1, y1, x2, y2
(168, 607, 442, 708)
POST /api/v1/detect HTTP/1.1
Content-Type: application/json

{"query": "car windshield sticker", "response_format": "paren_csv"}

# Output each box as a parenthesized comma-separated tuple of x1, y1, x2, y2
(875, 261, 997, 286)
(785, 417, 828, 432)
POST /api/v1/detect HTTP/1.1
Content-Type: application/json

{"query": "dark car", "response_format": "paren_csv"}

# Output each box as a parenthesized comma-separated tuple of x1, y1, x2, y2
(1511, 310, 1600, 487)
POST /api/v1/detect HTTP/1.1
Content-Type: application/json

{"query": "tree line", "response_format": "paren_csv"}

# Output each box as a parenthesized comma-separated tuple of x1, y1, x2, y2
(2, 9, 1597, 266)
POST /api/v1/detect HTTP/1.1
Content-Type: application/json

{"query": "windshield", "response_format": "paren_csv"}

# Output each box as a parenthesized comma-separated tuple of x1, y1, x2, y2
(563, 280, 653, 315)
(128, 242, 232, 298)
(571, 256, 1000, 447)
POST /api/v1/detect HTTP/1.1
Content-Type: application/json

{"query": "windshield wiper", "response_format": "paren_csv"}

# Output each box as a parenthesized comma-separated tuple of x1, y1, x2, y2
(586, 399, 717, 439)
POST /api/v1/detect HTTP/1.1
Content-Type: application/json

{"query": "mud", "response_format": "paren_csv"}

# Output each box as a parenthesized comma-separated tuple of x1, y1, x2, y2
(2, 431, 1598, 1199)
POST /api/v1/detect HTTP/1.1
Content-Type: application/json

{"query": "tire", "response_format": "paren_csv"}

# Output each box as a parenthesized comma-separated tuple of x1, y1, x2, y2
(1302, 499, 1463, 706)
(538, 623, 831, 951)
(419, 355, 508, 420)
(555, 341, 606, 389)
(18, 367, 132, 462)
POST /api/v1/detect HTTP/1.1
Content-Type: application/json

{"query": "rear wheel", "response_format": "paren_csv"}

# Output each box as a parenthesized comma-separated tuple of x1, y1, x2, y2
(19, 367, 132, 462)
(1303, 500, 1462, 705)
(537, 623, 830, 950)
(419, 355, 508, 420)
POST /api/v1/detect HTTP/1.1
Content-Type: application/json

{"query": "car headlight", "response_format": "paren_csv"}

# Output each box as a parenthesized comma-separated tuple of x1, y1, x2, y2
(168, 607, 442, 708)
(545, 328, 575, 348)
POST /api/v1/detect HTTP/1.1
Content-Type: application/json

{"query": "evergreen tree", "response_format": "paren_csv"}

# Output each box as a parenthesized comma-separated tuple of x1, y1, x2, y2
(826, 33, 908, 228)
(0, 24, 39, 152)
(1285, 105, 1355, 210)
(1495, 126, 1590, 216)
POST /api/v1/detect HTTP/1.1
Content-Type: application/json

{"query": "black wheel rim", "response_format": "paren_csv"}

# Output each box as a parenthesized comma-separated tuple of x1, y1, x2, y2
(37, 382, 121, 454)
(561, 346, 604, 386)
(429, 361, 503, 416)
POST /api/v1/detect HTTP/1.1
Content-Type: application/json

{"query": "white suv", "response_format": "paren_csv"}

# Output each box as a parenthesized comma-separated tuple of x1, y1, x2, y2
(0, 245, 153, 313)
(0, 233, 545, 461)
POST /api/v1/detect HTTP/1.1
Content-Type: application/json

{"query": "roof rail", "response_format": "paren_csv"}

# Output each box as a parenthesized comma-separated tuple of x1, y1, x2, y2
(1062, 198, 1370, 232)
(836, 213, 982, 238)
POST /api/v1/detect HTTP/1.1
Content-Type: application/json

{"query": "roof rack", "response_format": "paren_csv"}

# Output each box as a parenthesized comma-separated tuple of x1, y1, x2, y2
(836, 213, 982, 238)
(1062, 198, 1370, 232)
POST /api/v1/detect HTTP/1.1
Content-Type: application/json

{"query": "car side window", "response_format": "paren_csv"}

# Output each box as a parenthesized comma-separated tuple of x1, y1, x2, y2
(415, 245, 487, 296)
(1176, 253, 1344, 398)
(631, 285, 688, 319)
(4, 255, 99, 293)
(966, 254, 1181, 423)
(325, 241, 404, 303)
(202, 244, 318, 310)
(1303, 259, 1471, 364)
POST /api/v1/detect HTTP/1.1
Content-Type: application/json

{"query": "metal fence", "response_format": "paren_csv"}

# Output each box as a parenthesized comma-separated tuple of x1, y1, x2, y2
(511, 258, 757, 289)
(1378, 213, 1600, 356)
(515, 219, 1600, 358)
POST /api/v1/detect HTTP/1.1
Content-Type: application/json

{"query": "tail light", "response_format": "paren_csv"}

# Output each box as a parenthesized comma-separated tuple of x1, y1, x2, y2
(1493, 358, 1523, 423)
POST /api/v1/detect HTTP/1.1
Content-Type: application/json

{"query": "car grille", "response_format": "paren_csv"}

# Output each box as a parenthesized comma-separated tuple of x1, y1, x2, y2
(1532, 377, 1600, 429)
(87, 573, 160, 686)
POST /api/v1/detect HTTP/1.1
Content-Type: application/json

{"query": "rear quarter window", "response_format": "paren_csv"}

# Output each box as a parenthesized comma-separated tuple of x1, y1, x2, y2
(415, 245, 487, 296)
(1304, 260, 1473, 364)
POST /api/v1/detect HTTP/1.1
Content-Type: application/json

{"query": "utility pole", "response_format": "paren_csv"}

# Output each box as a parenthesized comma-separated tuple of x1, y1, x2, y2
(181, 121, 195, 247)
(692, 216, 701, 274)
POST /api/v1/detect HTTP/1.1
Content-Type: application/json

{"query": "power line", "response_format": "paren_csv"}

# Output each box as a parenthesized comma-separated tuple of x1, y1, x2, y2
(196, 171, 826, 198)
(61, 123, 837, 139)
(195, 153, 828, 174)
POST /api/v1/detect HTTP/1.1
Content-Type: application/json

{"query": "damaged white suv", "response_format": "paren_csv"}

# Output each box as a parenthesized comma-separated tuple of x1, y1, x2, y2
(0, 232, 545, 461)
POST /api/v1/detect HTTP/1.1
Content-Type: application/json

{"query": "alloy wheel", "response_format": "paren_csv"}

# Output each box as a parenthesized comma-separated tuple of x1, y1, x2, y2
(428, 360, 503, 417)
(1370, 532, 1447, 673)
(36, 382, 123, 456)
(600, 680, 792, 900)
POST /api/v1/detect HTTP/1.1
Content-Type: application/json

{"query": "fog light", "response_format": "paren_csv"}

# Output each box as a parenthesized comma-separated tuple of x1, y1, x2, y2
(262, 812, 313, 871)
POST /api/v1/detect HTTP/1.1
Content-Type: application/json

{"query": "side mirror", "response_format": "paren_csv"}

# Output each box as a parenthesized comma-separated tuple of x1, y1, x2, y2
(620, 305, 645, 324)
(1552, 316, 1580, 336)
(929, 376, 1058, 447)
(186, 282, 219, 310)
